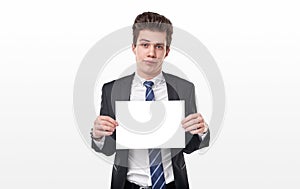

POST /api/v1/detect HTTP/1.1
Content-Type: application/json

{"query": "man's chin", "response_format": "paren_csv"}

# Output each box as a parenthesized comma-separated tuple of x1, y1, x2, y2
(137, 69, 160, 78)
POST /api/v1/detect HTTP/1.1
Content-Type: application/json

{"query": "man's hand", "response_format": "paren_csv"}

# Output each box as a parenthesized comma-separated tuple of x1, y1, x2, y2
(92, 115, 118, 140)
(181, 113, 208, 135)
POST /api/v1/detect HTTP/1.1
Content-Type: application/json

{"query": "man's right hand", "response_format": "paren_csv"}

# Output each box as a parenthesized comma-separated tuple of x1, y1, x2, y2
(92, 115, 118, 140)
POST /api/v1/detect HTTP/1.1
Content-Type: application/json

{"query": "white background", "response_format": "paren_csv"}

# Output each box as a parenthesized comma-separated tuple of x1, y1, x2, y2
(1, 0, 299, 188)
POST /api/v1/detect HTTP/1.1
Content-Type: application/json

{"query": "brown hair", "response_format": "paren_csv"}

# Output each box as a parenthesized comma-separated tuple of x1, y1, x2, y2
(132, 12, 173, 49)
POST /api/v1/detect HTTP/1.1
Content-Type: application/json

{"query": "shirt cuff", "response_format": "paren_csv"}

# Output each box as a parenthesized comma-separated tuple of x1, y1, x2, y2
(198, 132, 208, 141)
(93, 136, 105, 150)
(198, 122, 209, 140)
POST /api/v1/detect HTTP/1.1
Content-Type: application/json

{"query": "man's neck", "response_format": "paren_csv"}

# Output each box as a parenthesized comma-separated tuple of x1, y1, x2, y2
(136, 71, 162, 80)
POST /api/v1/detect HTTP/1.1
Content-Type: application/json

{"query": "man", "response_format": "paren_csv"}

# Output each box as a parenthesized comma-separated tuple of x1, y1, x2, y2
(91, 12, 210, 189)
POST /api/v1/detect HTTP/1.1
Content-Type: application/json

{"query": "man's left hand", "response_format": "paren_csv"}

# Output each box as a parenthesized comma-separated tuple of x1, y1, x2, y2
(181, 113, 208, 135)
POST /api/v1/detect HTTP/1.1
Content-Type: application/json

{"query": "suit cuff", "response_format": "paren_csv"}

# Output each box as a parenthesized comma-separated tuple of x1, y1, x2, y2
(93, 137, 105, 150)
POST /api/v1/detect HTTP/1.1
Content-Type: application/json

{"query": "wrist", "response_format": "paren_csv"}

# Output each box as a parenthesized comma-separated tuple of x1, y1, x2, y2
(203, 122, 209, 134)
(90, 128, 103, 141)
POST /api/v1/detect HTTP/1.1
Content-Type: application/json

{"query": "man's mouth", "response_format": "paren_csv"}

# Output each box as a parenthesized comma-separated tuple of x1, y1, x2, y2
(143, 60, 157, 64)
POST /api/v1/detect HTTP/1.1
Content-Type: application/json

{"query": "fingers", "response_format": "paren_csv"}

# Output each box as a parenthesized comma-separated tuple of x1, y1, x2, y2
(184, 122, 205, 132)
(93, 115, 118, 138)
(182, 113, 203, 129)
(95, 115, 118, 126)
(189, 124, 206, 135)
(94, 120, 116, 131)
(93, 129, 113, 137)
(182, 113, 208, 135)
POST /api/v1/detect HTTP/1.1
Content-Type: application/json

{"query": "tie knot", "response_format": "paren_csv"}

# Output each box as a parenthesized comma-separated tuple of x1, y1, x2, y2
(143, 81, 154, 88)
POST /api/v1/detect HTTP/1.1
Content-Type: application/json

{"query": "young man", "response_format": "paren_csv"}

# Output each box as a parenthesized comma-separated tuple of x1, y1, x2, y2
(91, 12, 210, 189)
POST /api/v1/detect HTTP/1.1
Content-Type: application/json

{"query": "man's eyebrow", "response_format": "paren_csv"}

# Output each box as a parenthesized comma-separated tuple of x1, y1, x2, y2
(139, 39, 151, 42)
(139, 39, 165, 45)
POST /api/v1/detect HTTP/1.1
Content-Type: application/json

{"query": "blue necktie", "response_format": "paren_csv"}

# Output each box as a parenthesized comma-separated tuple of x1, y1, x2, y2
(143, 81, 166, 189)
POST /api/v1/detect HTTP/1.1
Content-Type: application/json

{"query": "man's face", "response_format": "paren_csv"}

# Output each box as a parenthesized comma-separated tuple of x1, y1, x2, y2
(132, 30, 170, 79)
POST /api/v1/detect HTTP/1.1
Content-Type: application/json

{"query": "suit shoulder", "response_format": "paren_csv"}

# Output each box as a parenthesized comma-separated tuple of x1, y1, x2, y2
(102, 80, 115, 91)
(163, 72, 195, 88)
(102, 73, 134, 89)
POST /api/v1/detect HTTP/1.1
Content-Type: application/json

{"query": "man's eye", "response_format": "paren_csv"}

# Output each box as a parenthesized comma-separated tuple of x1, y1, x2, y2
(141, 43, 149, 47)
(156, 45, 163, 49)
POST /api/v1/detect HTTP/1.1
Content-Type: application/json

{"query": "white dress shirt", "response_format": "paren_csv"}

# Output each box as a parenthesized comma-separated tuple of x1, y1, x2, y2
(94, 72, 207, 187)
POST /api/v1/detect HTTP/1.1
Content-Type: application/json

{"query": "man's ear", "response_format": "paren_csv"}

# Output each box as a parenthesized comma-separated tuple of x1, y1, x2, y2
(132, 44, 137, 55)
(165, 47, 170, 58)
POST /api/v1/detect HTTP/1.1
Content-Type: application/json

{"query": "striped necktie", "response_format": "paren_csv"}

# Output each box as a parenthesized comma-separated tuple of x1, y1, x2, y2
(143, 81, 166, 189)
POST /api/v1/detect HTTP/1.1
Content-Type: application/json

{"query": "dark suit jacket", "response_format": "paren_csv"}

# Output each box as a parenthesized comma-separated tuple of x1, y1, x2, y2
(92, 72, 210, 189)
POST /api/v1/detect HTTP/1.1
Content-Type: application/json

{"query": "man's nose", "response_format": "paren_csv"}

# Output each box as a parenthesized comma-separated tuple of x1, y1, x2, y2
(147, 45, 156, 58)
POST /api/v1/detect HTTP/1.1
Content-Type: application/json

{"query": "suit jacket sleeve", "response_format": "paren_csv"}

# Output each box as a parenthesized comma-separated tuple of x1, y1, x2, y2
(91, 82, 116, 156)
(183, 83, 210, 154)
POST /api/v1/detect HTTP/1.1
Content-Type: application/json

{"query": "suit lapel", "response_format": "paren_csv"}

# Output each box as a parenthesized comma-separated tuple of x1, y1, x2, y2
(166, 82, 180, 100)
(163, 72, 180, 101)
(111, 73, 135, 172)
(163, 72, 186, 176)
(111, 73, 135, 114)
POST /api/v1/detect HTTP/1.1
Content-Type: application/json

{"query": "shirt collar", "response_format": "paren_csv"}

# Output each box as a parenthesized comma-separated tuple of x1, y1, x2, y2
(133, 72, 165, 87)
